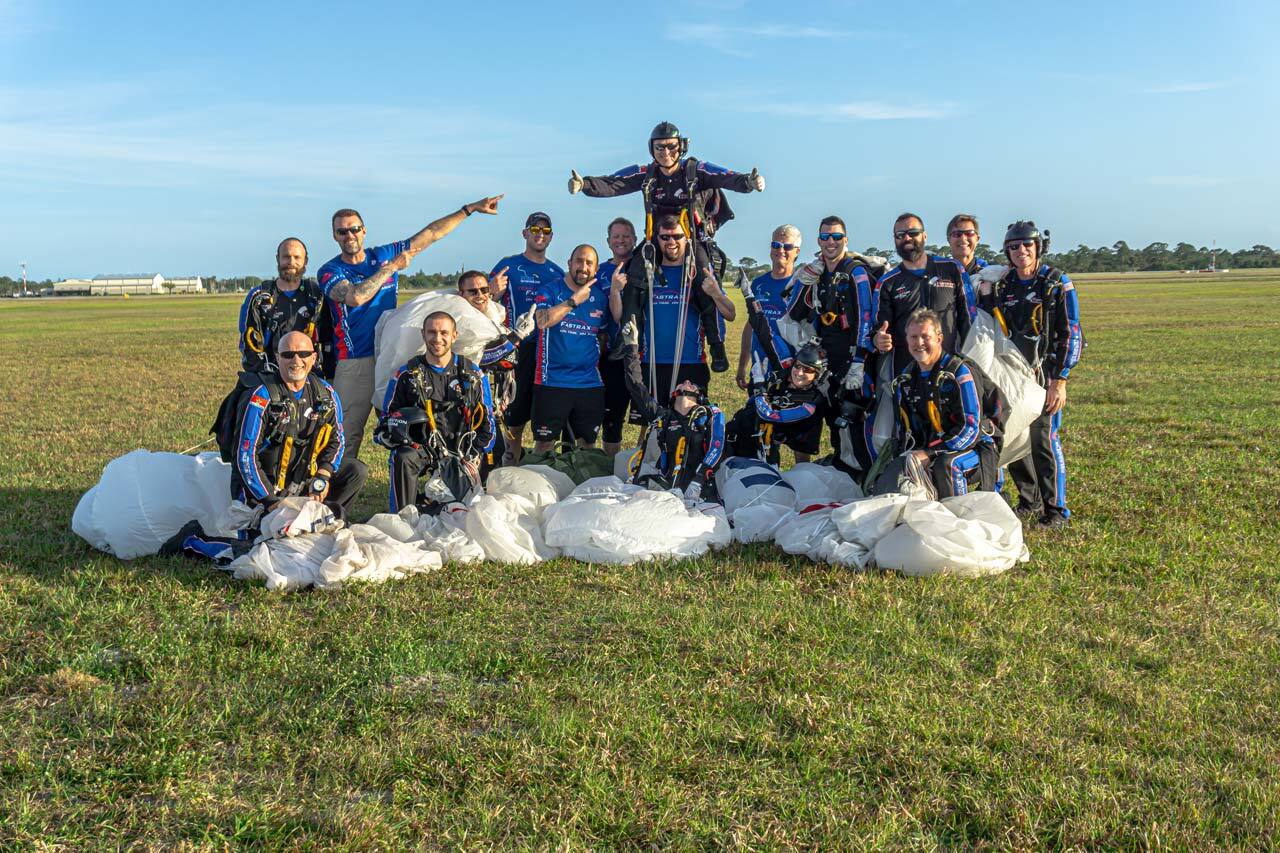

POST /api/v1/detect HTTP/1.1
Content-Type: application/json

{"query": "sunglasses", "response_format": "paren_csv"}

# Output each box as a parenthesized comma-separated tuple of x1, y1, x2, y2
(894, 228, 924, 239)
(279, 350, 314, 360)
(771, 241, 798, 251)
(949, 228, 977, 238)
(334, 226, 363, 236)
(462, 287, 490, 295)
(653, 142, 680, 152)
(817, 232, 845, 242)
(1007, 240, 1037, 249)
(527, 226, 552, 236)
(657, 233, 685, 242)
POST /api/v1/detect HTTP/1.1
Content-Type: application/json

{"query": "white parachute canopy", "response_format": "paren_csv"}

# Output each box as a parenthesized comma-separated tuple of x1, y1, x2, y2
(960, 309, 1047, 466)
(72, 450, 242, 560)
(372, 291, 507, 410)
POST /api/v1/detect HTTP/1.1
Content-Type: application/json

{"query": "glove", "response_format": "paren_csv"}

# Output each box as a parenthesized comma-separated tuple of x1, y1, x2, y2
(683, 481, 703, 503)
(750, 167, 765, 192)
(514, 305, 537, 340)
(738, 268, 754, 301)
(568, 169, 583, 195)
(842, 361, 865, 392)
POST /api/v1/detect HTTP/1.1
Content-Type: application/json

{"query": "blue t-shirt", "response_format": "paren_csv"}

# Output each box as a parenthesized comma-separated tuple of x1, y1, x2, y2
(748, 271, 797, 365)
(594, 259, 623, 347)
(532, 279, 609, 388)
(317, 240, 410, 360)
(493, 254, 566, 321)
(643, 264, 725, 365)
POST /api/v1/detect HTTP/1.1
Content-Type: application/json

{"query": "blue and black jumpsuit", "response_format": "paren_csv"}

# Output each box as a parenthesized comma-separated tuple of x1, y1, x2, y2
(379, 353, 495, 513)
(979, 264, 1083, 519)
(728, 374, 827, 465)
(892, 353, 993, 498)
(237, 279, 327, 374)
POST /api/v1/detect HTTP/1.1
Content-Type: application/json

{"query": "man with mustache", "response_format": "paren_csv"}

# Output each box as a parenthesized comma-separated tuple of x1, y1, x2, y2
(238, 238, 327, 375)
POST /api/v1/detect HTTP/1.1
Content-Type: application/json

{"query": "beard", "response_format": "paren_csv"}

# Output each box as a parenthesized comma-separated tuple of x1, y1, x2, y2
(278, 263, 304, 285)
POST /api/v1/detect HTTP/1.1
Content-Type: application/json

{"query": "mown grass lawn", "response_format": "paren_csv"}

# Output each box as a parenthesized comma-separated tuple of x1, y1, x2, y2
(0, 272, 1277, 847)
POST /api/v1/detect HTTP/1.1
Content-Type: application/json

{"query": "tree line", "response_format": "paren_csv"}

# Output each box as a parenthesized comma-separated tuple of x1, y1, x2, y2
(6, 242, 1278, 297)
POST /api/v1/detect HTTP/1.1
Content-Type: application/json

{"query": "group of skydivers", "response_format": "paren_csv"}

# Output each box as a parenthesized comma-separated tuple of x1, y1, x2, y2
(175, 121, 1084, 560)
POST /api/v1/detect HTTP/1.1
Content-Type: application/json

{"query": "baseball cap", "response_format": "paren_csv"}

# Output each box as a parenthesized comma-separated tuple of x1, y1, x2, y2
(525, 211, 552, 228)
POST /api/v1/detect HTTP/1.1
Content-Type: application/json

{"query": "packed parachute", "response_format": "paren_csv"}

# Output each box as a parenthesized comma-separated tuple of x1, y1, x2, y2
(73, 122, 1084, 588)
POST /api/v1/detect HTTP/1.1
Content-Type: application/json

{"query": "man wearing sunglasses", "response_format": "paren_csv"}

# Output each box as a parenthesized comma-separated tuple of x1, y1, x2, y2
(610, 215, 736, 408)
(784, 217, 878, 470)
(736, 225, 803, 390)
(945, 214, 990, 277)
(568, 121, 764, 373)
(488, 211, 565, 463)
(459, 269, 532, 475)
(978, 221, 1083, 529)
(166, 331, 369, 563)
(318, 194, 503, 461)
(238, 238, 328, 376)
(873, 213, 976, 377)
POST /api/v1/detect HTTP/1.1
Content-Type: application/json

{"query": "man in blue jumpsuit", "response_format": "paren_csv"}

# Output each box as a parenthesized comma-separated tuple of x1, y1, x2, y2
(318, 194, 502, 460)
(978, 221, 1083, 527)
(735, 224, 802, 389)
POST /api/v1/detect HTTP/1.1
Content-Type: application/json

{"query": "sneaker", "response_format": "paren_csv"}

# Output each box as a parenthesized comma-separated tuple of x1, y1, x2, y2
(1037, 513, 1069, 530)
(1014, 502, 1043, 522)
(159, 519, 205, 556)
(709, 341, 730, 373)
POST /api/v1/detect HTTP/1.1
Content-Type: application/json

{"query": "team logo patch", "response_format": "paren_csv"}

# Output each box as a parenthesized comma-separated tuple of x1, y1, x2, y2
(931, 276, 952, 288)
(249, 393, 270, 407)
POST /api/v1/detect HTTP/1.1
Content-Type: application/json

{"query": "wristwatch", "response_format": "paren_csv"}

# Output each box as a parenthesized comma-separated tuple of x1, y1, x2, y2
(309, 477, 328, 494)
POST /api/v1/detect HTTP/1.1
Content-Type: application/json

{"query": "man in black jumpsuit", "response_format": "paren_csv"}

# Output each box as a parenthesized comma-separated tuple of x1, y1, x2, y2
(621, 350, 727, 502)
(568, 121, 765, 372)
(238, 238, 329, 374)
(377, 311, 496, 513)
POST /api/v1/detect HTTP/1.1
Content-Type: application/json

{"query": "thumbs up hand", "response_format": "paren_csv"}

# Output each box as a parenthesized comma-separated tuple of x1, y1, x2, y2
(749, 167, 765, 192)
(874, 321, 893, 352)
(568, 169, 584, 194)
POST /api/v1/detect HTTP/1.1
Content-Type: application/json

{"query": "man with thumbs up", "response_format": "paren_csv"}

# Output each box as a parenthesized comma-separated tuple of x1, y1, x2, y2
(872, 212, 976, 376)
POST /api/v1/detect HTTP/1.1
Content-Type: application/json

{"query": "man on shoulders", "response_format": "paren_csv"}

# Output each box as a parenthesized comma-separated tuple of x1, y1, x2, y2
(318, 194, 502, 459)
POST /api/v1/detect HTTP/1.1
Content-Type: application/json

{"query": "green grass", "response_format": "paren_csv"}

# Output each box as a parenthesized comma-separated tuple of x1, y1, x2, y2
(1, 273, 1278, 847)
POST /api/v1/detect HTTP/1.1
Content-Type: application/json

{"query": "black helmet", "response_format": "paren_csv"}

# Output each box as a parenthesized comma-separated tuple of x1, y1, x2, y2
(377, 406, 429, 448)
(670, 379, 707, 406)
(649, 121, 689, 157)
(1003, 220, 1051, 259)
(792, 342, 828, 381)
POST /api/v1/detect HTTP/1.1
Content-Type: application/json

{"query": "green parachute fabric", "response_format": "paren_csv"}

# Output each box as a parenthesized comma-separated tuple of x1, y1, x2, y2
(518, 447, 615, 485)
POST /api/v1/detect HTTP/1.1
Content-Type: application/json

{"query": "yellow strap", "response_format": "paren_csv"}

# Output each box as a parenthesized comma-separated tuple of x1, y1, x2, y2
(898, 405, 912, 435)
(1031, 303, 1044, 335)
(426, 399, 437, 433)
(245, 327, 264, 354)
(276, 436, 294, 492)
(308, 424, 331, 475)
(678, 209, 692, 239)
(645, 212, 654, 241)
(927, 400, 943, 434)
(993, 307, 1009, 336)
(672, 436, 688, 476)
(761, 423, 773, 448)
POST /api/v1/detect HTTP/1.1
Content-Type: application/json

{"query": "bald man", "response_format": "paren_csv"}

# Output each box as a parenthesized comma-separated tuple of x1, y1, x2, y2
(530, 245, 610, 451)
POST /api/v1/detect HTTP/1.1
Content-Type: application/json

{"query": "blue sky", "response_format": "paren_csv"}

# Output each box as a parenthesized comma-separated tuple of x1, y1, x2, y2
(2, 0, 1276, 280)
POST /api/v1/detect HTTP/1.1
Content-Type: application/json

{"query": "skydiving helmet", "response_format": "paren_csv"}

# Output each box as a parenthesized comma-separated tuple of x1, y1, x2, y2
(1003, 220, 1051, 260)
(376, 407, 429, 449)
(649, 121, 689, 157)
(792, 342, 829, 382)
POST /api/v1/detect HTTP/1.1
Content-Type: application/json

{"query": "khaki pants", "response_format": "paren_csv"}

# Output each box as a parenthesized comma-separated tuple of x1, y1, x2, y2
(332, 356, 375, 459)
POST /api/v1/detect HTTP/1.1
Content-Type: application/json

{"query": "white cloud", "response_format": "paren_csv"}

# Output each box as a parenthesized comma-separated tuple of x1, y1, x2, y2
(1145, 81, 1229, 94)
(665, 21, 853, 56)
(1146, 176, 1231, 188)
(731, 99, 953, 121)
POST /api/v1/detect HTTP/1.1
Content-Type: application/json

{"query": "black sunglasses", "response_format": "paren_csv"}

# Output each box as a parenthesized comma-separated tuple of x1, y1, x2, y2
(279, 350, 315, 360)
(894, 228, 924, 239)
(335, 226, 363, 236)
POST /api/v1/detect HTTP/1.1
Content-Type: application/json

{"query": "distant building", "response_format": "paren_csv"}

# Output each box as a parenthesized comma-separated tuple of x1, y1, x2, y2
(49, 273, 204, 296)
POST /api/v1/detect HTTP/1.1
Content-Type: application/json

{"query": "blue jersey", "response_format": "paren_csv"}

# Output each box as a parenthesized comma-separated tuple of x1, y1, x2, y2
(317, 240, 410, 360)
(748, 271, 798, 365)
(493, 254, 565, 321)
(532, 279, 609, 388)
(643, 264, 724, 365)
(594, 259, 623, 346)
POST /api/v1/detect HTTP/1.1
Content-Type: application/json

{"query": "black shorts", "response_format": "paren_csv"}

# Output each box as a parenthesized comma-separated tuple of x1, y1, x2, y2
(599, 357, 630, 444)
(532, 385, 605, 444)
(627, 362, 711, 424)
(505, 337, 538, 428)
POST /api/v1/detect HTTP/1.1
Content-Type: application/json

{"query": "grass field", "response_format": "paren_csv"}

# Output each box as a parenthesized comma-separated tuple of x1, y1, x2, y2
(1, 271, 1278, 847)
